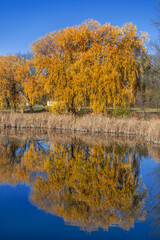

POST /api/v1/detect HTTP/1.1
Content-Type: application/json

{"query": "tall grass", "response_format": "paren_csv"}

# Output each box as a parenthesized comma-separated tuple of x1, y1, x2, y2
(0, 111, 159, 144)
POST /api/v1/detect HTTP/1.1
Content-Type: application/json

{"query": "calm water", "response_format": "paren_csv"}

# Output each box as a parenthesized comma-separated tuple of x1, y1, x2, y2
(0, 131, 159, 240)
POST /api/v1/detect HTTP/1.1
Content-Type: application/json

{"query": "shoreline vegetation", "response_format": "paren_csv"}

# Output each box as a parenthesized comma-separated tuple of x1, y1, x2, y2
(0, 111, 160, 145)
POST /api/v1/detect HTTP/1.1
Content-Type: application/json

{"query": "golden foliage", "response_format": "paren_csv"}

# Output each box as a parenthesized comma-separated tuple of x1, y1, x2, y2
(0, 55, 22, 109)
(49, 101, 67, 114)
(0, 55, 43, 110)
(0, 20, 148, 113)
(32, 20, 149, 113)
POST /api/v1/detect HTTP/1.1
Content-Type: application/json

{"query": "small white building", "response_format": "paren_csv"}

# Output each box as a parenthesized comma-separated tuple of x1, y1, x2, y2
(47, 100, 54, 107)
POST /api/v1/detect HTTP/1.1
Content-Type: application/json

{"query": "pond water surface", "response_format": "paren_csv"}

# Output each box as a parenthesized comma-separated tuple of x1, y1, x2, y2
(0, 130, 159, 240)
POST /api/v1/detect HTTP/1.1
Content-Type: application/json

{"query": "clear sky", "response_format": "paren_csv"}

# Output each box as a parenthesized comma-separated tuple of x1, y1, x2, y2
(0, 0, 158, 55)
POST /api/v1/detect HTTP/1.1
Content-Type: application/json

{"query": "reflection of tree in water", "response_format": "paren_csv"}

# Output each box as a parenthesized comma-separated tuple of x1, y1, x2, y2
(0, 137, 147, 231)
(30, 141, 147, 231)
(0, 137, 49, 185)
(147, 164, 160, 236)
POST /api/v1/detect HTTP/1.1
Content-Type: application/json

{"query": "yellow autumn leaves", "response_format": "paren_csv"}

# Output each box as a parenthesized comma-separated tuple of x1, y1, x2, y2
(0, 20, 149, 113)
(0, 55, 43, 110)
(32, 20, 148, 113)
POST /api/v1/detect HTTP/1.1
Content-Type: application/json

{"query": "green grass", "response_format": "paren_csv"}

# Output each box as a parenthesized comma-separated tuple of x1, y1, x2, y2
(1, 105, 160, 114)
(24, 105, 47, 112)
(107, 107, 160, 113)
(77, 107, 93, 116)
(132, 108, 160, 113)
(0, 105, 47, 112)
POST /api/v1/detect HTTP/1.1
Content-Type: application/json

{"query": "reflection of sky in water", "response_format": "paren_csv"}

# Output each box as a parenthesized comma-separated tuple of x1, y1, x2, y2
(141, 156, 159, 188)
(0, 137, 159, 240)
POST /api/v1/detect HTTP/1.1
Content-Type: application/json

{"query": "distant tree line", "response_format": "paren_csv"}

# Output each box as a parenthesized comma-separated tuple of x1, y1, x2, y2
(135, 0, 160, 109)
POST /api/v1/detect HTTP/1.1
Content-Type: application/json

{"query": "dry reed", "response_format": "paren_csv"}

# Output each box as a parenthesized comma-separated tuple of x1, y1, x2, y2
(0, 111, 160, 144)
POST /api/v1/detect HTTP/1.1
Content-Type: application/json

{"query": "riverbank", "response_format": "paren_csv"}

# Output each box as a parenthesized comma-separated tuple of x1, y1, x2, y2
(0, 111, 160, 144)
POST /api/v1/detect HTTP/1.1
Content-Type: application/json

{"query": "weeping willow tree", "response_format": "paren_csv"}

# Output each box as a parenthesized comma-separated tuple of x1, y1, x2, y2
(32, 19, 149, 114)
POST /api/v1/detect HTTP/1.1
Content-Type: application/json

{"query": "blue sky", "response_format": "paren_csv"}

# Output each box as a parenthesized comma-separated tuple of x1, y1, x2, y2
(0, 0, 158, 55)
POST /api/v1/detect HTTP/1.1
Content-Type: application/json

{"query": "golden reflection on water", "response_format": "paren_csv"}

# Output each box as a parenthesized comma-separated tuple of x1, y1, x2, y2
(0, 135, 148, 231)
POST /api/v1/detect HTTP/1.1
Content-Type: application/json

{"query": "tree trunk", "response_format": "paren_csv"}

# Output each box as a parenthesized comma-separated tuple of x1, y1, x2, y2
(29, 104, 33, 112)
